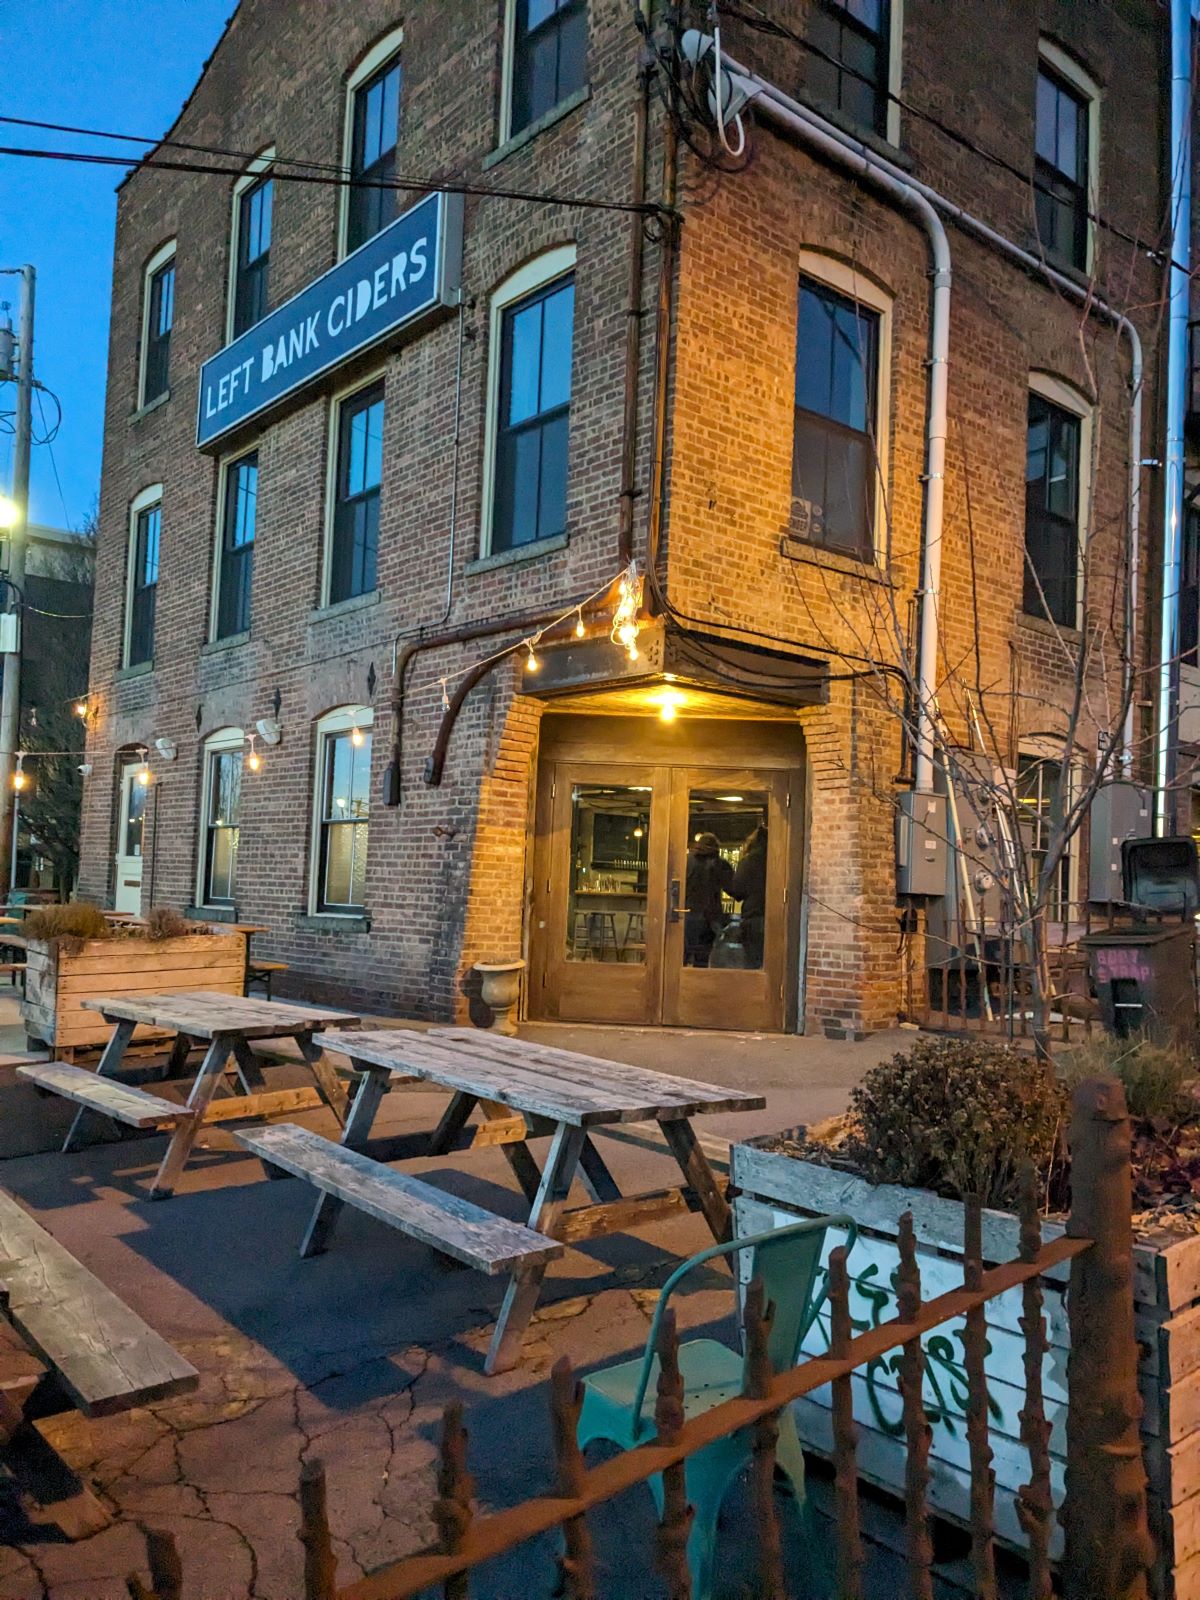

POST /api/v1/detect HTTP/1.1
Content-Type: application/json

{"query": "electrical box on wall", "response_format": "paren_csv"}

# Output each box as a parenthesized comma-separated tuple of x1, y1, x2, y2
(1088, 781, 1152, 904)
(896, 790, 947, 898)
(0, 613, 19, 655)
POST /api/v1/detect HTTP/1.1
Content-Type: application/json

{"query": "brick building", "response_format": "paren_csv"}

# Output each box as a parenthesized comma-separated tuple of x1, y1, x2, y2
(79, 0, 1172, 1034)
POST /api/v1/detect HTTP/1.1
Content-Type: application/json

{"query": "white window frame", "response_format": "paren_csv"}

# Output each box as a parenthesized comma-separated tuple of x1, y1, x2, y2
(793, 249, 894, 566)
(1027, 369, 1094, 633)
(123, 483, 163, 669)
(498, 0, 589, 147)
(478, 244, 577, 560)
(225, 147, 275, 345)
(308, 705, 374, 917)
(884, 2, 903, 147)
(209, 449, 258, 642)
(195, 726, 246, 910)
(321, 367, 387, 608)
(138, 241, 176, 409)
(1037, 39, 1100, 275)
(338, 27, 405, 260)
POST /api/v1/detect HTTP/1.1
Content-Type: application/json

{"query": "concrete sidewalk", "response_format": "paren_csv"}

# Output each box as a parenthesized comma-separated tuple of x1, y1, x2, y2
(0, 1019, 918, 1598)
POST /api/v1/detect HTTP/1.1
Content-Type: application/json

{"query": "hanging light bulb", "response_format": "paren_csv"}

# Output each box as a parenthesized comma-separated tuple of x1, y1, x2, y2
(245, 731, 261, 773)
(12, 754, 26, 792)
(657, 687, 683, 724)
(610, 562, 644, 662)
(74, 699, 89, 720)
(350, 723, 365, 748)
(136, 751, 151, 786)
(440, 678, 451, 712)
(574, 608, 585, 639)
(524, 636, 541, 673)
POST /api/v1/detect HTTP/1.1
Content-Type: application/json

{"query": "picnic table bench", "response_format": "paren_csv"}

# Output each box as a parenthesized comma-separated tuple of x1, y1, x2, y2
(19, 992, 360, 1199)
(0, 1186, 197, 1535)
(237, 1027, 764, 1373)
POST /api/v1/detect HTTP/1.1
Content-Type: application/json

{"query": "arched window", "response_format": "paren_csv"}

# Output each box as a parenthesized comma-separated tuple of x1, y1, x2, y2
(340, 28, 404, 257)
(1023, 371, 1093, 630)
(227, 147, 274, 341)
(480, 245, 576, 559)
(124, 484, 162, 668)
(139, 241, 175, 408)
(197, 728, 245, 909)
(309, 706, 374, 915)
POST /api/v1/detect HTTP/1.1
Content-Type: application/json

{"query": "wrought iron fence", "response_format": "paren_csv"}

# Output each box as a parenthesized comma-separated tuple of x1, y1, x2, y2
(127, 1079, 1151, 1600)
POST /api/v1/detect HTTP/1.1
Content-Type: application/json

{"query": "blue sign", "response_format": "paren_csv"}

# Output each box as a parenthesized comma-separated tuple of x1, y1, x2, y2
(196, 190, 463, 448)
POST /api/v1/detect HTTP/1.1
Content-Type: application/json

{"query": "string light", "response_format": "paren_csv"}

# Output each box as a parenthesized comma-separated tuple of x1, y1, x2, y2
(245, 731, 261, 773)
(610, 561, 644, 662)
(524, 635, 541, 673)
(575, 607, 585, 639)
(440, 678, 451, 712)
(350, 723, 365, 748)
(135, 748, 152, 786)
(12, 753, 25, 792)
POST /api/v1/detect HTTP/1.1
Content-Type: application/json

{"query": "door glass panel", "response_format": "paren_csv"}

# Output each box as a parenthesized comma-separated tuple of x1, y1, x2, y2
(684, 790, 769, 970)
(566, 784, 650, 963)
(123, 778, 147, 858)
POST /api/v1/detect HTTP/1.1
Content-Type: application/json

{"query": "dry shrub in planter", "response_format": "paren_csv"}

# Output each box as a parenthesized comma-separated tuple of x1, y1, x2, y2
(849, 1036, 1064, 1209)
(21, 902, 111, 953)
(1059, 1031, 1193, 1125)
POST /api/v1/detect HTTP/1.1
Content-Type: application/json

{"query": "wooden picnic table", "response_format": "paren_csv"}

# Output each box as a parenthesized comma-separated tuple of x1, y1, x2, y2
(256, 1026, 765, 1373)
(19, 992, 361, 1200)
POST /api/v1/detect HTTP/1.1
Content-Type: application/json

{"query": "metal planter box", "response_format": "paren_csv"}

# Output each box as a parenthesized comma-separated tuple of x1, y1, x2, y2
(731, 1139, 1200, 1599)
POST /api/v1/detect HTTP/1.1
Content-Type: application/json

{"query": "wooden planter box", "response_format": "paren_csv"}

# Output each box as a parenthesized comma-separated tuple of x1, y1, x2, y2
(731, 1140, 1200, 1600)
(21, 929, 246, 1055)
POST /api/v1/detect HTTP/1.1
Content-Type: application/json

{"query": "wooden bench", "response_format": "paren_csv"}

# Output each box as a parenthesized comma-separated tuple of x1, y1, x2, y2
(236, 1122, 564, 1274)
(246, 960, 288, 999)
(0, 960, 26, 989)
(17, 1060, 194, 1131)
(0, 1187, 198, 1535)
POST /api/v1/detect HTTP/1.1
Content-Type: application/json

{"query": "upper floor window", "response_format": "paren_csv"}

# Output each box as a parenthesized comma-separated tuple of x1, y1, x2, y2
(140, 244, 175, 407)
(792, 274, 882, 561)
(807, 0, 891, 138)
(231, 165, 273, 339)
(214, 451, 257, 640)
(311, 707, 373, 915)
(198, 729, 244, 909)
(1035, 46, 1097, 272)
(507, 0, 588, 140)
(1181, 505, 1200, 668)
(125, 486, 162, 668)
(328, 380, 384, 604)
(1024, 382, 1088, 628)
(485, 249, 575, 556)
(343, 35, 403, 255)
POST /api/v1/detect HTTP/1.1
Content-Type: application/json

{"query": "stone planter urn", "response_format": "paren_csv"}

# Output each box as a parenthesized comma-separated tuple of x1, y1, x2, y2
(473, 959, 525, 1036)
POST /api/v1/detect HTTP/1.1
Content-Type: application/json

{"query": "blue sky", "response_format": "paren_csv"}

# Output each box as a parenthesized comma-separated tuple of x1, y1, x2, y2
(2, 1, 233, 530)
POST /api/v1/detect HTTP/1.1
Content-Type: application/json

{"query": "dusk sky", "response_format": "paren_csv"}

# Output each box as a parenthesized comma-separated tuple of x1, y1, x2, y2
(3, 1, 232, 530)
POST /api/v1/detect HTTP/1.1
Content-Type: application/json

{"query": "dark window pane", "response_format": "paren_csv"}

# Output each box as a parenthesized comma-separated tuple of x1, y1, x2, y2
(233, 177, 272, 337)
(331, 385, 384, 602)
(128, 503, 160, 665)
(1034, 67, 1089, 269)
(1024, 393, 1080, 626)
(493, 272, 574, 554)
(1182, 510, 1200, 667)
(348, 58, 401, 252)
(217, 453, 257, 638)
(806, 0, 889, 136)
(511, 0, 588, 136)
(143, 262, 174, 403)
(204, 748, 242, 905)
(792, 419, 874, 557)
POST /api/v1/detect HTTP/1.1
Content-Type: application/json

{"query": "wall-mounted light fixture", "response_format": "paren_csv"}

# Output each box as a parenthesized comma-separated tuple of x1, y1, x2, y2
(255, 718, 282, 746)
(154, 737, 177, 761)
(245, 730, 262, 772)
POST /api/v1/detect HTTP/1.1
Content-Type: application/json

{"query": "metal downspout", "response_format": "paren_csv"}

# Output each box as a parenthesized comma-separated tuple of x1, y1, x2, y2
(715, 50, 1145, 772)
(740, 92, 952, 793)
(1156, 0, 1194, 830)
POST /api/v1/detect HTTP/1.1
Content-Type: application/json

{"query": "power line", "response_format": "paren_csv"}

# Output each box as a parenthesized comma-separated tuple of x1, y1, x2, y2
(35, 391, 72, 533)
(0, 122, 670, 221)
(714, 0, 1181, 273)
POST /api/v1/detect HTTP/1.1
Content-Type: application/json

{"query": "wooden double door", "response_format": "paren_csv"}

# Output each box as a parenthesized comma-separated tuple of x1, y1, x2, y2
(530, 718, 803, 1031)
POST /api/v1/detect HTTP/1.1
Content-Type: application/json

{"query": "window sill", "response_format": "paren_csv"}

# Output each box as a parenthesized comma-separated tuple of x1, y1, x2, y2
(309, 589, 381, 624)
(1023, 236, 1092, 285)
(778, 535, 892, 586)
(1016, 608, 1082, 643)
(115, 660, 155, 681)
(467, 533, 568, 575)
(200, 630, 251, 655)
(483, 86, 591, 171)
(185, 905, 237, 924)
(799, 99, 911, 168)
(131, 391, 171, 423)
(296, 912, 372, 934)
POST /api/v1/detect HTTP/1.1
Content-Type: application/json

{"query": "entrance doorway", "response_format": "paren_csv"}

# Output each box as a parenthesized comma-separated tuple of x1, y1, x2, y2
(113, 764, 147, 913)
(530, 716, 803, 1030)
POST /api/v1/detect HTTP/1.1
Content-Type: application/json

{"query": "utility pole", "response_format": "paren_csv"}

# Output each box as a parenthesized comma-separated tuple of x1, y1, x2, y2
(0, 266, 35, 888)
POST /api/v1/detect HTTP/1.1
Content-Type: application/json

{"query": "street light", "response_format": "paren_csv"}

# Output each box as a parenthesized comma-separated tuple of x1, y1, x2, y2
(0, 495, 17, 530)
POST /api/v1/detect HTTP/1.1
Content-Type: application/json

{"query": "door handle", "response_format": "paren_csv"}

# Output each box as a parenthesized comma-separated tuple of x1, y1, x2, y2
(669, 878, 690, 922)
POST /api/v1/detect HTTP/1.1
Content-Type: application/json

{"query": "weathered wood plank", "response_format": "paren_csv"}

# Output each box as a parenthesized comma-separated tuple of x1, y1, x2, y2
(0, 1190, 198, 1416)
(236, 1124, 564, 1274)
(16, 1062, 193, 1128)
(197, 1086, 325, 1124)
(80, 992, 361, 1038)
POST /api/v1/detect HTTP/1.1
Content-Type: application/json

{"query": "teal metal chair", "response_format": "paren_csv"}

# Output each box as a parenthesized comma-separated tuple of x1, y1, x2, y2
(577, 1214, 856, 1600)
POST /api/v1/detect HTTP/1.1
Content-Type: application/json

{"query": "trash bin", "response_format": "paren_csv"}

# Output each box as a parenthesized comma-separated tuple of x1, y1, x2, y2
(1078, 923, 1197, 1049)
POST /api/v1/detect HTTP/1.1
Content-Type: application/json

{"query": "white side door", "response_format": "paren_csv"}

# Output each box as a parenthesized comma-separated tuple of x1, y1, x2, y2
(114, 766, 147, 913)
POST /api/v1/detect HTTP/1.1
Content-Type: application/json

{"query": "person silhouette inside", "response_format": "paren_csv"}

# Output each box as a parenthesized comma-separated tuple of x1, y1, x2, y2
(732, 824, 768, 969)
(683, 831, 734, 967)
